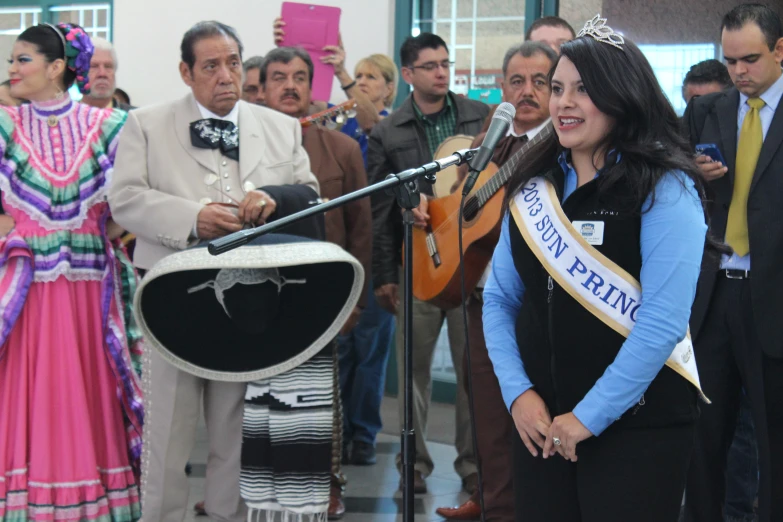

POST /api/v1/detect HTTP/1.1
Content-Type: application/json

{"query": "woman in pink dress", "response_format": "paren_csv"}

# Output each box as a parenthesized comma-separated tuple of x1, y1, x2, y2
(0, 23, 143, 521)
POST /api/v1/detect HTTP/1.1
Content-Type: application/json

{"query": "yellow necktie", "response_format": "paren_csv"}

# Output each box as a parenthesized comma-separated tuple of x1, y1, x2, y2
(726, 98, 765, 256)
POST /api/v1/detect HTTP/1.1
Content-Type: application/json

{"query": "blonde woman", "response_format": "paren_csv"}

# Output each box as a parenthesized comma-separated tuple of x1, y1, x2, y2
(323, 50, 397, 163)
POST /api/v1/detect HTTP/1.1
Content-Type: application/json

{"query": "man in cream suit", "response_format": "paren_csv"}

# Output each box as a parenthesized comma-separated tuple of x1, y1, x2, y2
(109, 21, 319, 522)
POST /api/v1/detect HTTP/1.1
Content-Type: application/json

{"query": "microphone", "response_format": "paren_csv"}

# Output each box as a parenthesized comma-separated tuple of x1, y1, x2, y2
(462, 102, 515, 196)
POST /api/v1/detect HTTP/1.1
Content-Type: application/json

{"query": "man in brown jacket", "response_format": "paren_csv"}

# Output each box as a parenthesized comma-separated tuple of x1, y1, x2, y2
(258, 46, 372, 520)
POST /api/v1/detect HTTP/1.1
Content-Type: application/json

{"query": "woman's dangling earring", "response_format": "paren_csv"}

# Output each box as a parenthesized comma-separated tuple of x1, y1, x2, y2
(48, 82, 65, 127)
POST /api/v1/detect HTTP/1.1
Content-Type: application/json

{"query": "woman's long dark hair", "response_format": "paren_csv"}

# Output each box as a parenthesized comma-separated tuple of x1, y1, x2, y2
(503, 34, 725, 254)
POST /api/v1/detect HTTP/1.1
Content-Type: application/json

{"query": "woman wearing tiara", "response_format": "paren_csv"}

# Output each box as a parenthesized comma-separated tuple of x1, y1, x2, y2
(0, 23, 142, 521)
(483, 15, 717, 521)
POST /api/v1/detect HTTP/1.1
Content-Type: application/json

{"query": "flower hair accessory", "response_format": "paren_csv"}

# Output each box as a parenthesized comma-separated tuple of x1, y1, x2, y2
(44, 23, 94, 94)
(577, 14, 625, 50)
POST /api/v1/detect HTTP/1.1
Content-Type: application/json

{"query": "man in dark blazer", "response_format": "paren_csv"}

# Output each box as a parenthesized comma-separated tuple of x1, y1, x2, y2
(682, 5, 783, 522)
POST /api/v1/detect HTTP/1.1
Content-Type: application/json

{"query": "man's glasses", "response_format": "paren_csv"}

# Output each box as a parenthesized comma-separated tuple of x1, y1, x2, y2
(408, 60, 454, 72)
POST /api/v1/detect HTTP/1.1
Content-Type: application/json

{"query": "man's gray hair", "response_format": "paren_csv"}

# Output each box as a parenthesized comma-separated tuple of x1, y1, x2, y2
(501, 41, 557, 77)
(91, 36, 118, 69)
(243, 55, 265, 73)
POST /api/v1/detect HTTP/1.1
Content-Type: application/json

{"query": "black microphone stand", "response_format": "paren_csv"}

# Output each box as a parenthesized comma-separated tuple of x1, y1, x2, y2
(208, 148, 476, 522)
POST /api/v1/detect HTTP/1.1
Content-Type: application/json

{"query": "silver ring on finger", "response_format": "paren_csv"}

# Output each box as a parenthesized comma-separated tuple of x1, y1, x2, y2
(553, 437, 562, 446)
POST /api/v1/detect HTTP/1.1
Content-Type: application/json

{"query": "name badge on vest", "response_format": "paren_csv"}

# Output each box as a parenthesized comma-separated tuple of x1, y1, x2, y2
(572, 221, 604, 245)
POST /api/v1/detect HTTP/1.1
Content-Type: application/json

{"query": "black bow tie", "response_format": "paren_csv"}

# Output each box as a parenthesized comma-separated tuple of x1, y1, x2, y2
(190, 118, 239, 161)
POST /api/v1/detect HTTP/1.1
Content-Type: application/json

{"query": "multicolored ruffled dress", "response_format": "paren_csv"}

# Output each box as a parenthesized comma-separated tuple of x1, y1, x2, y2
(0, 96, 143, 521)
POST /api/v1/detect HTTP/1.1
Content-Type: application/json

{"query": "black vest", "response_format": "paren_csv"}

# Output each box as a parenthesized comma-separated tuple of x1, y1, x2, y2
(509, 168, 698, 429)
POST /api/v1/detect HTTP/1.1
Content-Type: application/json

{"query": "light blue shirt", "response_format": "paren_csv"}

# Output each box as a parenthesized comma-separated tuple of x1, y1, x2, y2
(722, 71, 783, 270)
(482, 162, 707, 436)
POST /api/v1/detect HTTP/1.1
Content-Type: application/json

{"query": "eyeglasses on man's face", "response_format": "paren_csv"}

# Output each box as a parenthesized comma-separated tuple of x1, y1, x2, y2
(408, 60, 454, 72)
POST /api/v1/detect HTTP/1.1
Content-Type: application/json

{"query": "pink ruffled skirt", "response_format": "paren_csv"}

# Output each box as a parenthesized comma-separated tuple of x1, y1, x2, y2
(0, 277, 141, 521)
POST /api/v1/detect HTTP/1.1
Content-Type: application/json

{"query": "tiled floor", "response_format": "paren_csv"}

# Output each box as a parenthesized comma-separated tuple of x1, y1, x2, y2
(184, 396, 469, 522)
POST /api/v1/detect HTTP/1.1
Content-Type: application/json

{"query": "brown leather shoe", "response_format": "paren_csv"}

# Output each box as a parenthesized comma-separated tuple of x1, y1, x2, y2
(435, 499, 481, 520)
(328, 483, 346, 520)
(398, 470, 427, 494)
(193, 501, 207, 517)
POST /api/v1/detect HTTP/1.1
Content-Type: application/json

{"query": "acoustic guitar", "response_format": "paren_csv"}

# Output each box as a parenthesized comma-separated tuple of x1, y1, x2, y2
(431, 135, 474, 198)
(410, 122, 554, 309)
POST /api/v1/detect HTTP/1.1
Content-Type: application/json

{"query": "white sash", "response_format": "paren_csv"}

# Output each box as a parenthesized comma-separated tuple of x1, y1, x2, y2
(510, 177, 708, 402)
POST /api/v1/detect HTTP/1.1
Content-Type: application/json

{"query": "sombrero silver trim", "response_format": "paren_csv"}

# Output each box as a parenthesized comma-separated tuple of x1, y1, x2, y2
(133, 241, 364, 382)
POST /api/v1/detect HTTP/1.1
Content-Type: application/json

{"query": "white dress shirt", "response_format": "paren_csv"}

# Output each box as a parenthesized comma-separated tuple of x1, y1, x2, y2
(721, 72, 783, 271)
(196, 100, 239, 126)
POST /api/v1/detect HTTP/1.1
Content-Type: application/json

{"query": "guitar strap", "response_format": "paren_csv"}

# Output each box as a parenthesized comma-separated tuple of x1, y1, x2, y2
(510, 177, 709, 402)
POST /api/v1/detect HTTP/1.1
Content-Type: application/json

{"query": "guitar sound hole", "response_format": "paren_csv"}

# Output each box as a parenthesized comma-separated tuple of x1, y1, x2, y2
(463, 196, 479, 221)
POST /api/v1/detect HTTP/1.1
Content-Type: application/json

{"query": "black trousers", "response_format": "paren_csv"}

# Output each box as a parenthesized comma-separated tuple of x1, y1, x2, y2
(513, 421, 695, 522)
(683, 276, 783, 522)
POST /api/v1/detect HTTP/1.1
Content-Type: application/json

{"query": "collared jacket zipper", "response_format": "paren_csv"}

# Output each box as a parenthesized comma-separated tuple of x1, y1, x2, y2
(544, 170, 562, 416)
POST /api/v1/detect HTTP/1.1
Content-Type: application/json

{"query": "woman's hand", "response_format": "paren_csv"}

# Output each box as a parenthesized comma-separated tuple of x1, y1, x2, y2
(322, 34, 353, 88)
(273, 17, 285, 45)
(0, 215, 15, 238)
(321, 44, 346, 78)
(544, 412, 593, 462)
(510, 389, 553, 457)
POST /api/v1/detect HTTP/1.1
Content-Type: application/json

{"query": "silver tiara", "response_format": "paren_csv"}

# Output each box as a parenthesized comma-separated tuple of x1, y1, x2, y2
(577, 14, 624, 50)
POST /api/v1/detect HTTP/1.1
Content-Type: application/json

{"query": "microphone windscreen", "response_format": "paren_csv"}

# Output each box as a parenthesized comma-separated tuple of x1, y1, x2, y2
(493, 102, 516, 126)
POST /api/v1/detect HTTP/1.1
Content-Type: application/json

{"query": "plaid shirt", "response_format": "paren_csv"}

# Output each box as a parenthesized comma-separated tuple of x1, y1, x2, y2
(412, 94, 457, 157)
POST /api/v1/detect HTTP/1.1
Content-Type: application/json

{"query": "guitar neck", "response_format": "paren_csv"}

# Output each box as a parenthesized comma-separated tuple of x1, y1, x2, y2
(299, 100, 357, 128)
(473, 121, 554, 206)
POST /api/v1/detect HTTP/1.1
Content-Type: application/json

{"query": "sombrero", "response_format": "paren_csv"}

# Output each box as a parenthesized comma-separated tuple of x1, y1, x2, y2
(133, 233, 364, 381)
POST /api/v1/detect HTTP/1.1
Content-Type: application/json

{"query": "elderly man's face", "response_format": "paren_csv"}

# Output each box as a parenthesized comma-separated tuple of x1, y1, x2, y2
(179, 35, 242, 117)
(88, 48, 116, 99)
(502, 51, 553, 132)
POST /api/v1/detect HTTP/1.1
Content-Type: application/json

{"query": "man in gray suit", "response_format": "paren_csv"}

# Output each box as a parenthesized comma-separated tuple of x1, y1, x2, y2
(109, 21, 318, 522)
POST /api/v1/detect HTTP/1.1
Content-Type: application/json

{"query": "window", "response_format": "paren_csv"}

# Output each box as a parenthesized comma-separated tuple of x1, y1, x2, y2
(49, 3, 111, 40)
(0, 7, 43, 79)
(412, 0, 527, 105)
(638, 43, 718, 115)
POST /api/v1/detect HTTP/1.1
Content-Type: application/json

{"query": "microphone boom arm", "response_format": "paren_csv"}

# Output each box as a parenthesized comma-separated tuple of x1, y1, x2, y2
(207, 148, 477, 256)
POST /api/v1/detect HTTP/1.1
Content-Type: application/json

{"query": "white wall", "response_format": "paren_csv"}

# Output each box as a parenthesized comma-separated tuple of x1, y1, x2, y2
(113, 0, 397, 107)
